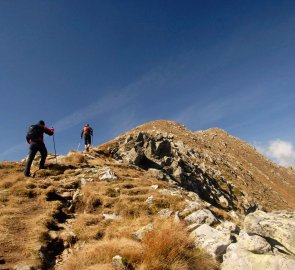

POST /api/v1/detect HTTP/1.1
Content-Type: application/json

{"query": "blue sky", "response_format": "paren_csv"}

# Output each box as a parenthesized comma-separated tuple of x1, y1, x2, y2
(1, 0, 295, 166)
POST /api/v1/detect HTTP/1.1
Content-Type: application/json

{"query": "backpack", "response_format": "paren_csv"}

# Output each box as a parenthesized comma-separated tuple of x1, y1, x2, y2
(83, 126, 91, 135)
(27, 125, 43, 140)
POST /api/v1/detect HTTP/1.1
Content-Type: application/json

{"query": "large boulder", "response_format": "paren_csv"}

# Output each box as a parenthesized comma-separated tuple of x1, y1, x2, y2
(244, 210, 295, 254)
(155, 140, 172, 157)
(190, 224, 232, 259)
(184, 209, 218, 226)
(237, 231, 271, 254)
(221, 242, 295, 270)
(222, 212, 295, 269)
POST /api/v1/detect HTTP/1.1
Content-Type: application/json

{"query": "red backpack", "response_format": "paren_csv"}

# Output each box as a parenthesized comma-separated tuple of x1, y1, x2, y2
(83, 126, 90, 135)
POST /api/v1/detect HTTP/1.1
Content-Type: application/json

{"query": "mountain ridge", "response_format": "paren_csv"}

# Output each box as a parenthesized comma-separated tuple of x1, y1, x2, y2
(101, 120, 295, 211)
(0, 119, 294, 269)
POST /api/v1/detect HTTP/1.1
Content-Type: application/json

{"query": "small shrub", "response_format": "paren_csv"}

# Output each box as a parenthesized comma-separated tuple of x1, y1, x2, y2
(61, 238, 142, 270)
(139, 219, 219, 270)
(0, 181, 14, 189)
(233, 187, 243, 196)
(10, 184, 36, 199)
(105, 188, 120, 198)
(77, 194, 103, 213)
(63, 153, 88, 165)
(0, 192, 9, 203)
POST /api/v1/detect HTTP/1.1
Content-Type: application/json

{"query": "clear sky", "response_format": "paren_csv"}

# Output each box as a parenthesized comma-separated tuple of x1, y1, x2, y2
(1, 0, 295, 166)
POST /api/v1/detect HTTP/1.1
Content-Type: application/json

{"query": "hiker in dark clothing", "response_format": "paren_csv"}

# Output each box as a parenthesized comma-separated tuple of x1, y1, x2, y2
(24, 120, 54, 177)
(81, 123, 93, 152)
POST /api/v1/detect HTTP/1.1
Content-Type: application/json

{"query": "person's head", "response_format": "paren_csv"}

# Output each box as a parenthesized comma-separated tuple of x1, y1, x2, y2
(38, 120, 45, 126)
(85, 123, 89, 127)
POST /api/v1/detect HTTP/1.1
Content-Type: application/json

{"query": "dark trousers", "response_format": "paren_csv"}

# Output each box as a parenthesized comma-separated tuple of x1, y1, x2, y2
(24, 142, 47, 176)
(84, 135, 91, 145)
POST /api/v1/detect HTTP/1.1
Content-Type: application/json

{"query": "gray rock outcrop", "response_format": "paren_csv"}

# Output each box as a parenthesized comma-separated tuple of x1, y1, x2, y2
(244, 210, 295, 254)
(109, 131, 256, 214)
(221, 211, 295, 270)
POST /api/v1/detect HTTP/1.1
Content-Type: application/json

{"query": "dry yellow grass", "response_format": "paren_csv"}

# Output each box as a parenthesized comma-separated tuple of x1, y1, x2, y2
(62, 218, 218, 270)
(0, 162, 70, 268)
(139, 219, 219, 270)
(61, 238, 143, 270)
(62, 152, 88, 165)
(1, 147, 220, 269)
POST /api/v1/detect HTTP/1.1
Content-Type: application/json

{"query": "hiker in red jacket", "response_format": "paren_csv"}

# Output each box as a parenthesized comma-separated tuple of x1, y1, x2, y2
(24, 120, 54, 177)
(81, 123, 93, 152)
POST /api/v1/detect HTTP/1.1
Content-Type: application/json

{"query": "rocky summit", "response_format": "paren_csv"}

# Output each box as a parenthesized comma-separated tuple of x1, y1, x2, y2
(0, 120, 295, 270)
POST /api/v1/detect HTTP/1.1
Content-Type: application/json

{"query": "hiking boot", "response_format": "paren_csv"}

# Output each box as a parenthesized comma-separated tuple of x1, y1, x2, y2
(24, 173, 31, 177)
(39, 166, 47, 170)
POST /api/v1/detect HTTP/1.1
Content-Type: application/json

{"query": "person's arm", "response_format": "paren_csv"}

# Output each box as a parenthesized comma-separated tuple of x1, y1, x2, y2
(81, 130, 84, 138)
(44, 126, 54, 136)
(26, 135, 31, 144)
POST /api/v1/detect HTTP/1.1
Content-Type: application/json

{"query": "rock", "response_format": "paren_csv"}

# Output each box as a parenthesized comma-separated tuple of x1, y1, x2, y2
(84, 154, 96, 159)
(163, 156, 173, 166)
(48, 230, 58, 240)
(238, 231, 271, 254)
(155, 140, 172, 157)
(145, 196, 153, 206)
(125, 148, 143, 165)
(168, 133, 174, 139)
(98, 167, 118, 181)
(172, 166, 182, 177)
(244, 210, 295, 254)
(60, 191, 72, 199)
(187, 223, 200, 232)
(180, 199, 203, 216)
(143, 141, 154, 159)
(125, 135, 132, 143)
(60, 231, 77, 247)
(159, 188, 182, 197)
(191, 223, 232, 259)
(15, 265, 36, 270)
(112, 255, 125, 270)
(174, 211, 180, 222)
(186, 191, 201, 201)
(184, 209, 218, 226)
(221, 242, 295, 270)
(216, 221, 239, 234)
(150, 185, 159, 189)
(155, 133, 163, 141)
(218, 195, 229, 208)
(103, 213, 121, 221)
(132, 223, 153, 241)
(136, 132, 144, 142)
(229, 210, 243, 221)
(158, 209, 173, 217)
(173, 141, 186, 154)
(148, 168, 165, 180)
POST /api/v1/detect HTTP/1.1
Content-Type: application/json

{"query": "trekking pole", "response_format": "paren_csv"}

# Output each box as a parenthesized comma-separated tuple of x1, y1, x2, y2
(52, 133, 57, 164)
(77, 138, 82, 151)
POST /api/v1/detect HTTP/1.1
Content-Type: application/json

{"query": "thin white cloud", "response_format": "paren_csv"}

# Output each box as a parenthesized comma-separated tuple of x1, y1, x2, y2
(175, 98, 228, 127)
(0, 142, 27, 161)
(0, 64, 166, 161)
(53, 91, 135, 132)
(52, 64, 169, 133)
(175, 88, 264, 129)
(255, 139, 295, 167)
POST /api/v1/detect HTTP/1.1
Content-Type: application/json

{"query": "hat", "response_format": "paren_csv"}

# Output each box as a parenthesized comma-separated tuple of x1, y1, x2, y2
(38, 120, 45, 126)
(85, 123, 89, 127)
